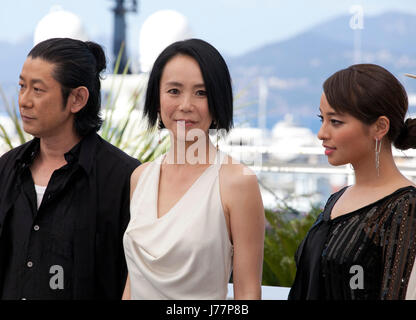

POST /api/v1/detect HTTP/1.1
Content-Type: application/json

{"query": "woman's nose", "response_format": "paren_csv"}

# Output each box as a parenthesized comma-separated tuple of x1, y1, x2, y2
(317, 123, 328, 140)
(178, 94, 192, 112)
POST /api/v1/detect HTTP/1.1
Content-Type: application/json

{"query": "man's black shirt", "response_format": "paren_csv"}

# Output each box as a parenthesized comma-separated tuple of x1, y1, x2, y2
(0, 132, 140, 299)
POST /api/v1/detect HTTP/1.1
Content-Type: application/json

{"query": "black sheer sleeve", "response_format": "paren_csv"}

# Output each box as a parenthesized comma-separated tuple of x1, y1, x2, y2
(380, 190, 416, 299)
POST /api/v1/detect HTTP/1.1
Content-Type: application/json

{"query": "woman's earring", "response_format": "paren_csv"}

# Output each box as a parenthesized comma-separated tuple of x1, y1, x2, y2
(157, 114, 162, 145)
(375, 138, 382, 177)
(213, 121, 219, 151)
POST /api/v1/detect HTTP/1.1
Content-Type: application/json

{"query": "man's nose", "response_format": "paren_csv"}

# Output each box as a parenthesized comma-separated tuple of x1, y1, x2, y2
(19, 89, 33, 108)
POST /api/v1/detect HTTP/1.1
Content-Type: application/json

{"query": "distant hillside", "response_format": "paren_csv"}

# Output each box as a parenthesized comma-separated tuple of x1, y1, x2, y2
(0, 35, 111, 111)
(0, 37, 32, 84)
(227, 11, 416, 132)
(1, 11, 416, 133)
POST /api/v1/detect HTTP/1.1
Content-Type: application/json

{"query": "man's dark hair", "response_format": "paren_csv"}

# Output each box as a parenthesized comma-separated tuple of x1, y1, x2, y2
(143, 38, 234, 132)
(28, 37, 106, 137)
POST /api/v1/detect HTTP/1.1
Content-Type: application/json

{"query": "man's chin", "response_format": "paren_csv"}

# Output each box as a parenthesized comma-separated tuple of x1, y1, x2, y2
(22, 126, 40, 138)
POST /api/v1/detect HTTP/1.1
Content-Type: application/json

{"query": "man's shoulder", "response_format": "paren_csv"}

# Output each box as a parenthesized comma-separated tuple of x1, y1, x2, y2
(0, 140, 35, 188)
(0, 140, 33, 169)
(95, 135, 141, 169)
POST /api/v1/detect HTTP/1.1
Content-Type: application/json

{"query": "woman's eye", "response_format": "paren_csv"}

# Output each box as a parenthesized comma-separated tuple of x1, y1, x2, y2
(168, 88, 179, 94)
(330, 119, 343, 125)
(196, 90, 207, 96)
(317, 115, 343, 126)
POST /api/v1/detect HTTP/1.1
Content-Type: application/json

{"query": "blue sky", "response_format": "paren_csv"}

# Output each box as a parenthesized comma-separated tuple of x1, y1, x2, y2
(1, 0, 416, 57)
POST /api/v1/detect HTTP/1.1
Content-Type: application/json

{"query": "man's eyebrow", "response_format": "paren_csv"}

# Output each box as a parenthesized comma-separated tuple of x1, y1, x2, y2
(19, 75, 46, 86)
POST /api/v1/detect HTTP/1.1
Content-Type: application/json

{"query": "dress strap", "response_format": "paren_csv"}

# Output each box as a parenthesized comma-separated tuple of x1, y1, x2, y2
(322, 186, 348, 222)
(212, 149, 226, 172)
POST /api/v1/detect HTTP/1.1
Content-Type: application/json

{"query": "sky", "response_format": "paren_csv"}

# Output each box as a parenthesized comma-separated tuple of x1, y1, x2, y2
(1, 0, 416, 57)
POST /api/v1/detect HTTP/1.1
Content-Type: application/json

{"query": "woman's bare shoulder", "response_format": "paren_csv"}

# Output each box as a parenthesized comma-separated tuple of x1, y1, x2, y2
(131, 161, 152, 180)
(219, 154, 264, 218)
(130, 161, 153, 198)
(219, 155, 259, 189)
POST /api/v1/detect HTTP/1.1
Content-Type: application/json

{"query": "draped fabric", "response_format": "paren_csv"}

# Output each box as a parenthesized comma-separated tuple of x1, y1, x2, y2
(123, 151, 233, 299)
(289, 186, 416, 300)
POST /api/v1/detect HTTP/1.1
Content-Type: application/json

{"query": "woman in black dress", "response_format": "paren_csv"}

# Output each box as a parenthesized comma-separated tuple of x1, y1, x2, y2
(289, 64, 416, 300)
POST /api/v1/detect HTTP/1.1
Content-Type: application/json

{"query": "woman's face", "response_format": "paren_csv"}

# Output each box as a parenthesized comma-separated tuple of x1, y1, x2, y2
(159, 54, 212, 141)
(317, 93, 374, 167)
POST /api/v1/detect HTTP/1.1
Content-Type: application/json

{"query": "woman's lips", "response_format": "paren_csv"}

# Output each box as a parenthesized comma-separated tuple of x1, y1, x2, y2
(324, 147, 336, 156)
(177, 120, 196, 128)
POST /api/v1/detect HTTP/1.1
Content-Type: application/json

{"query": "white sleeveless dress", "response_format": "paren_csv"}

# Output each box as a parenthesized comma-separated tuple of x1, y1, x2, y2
(123, 151, 233, 299)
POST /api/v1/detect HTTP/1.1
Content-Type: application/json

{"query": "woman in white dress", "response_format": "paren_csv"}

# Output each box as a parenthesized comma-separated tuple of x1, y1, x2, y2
(122, 39, 265, 300)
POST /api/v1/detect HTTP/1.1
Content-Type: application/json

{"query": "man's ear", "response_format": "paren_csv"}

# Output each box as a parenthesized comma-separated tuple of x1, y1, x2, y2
(372, 115, 390, 141)
(68, 86, 89, 113)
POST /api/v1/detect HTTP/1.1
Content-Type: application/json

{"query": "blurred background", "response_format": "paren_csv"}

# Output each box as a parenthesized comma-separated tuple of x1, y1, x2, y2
(1, 0, 416, 211)
(1, 0, 416, 292)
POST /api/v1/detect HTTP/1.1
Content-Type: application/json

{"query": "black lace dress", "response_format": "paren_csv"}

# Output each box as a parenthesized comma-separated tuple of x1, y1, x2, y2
(289, 186, 416, 300)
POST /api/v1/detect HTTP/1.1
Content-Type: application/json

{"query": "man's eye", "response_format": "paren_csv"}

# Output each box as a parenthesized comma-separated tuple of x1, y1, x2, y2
(317, 114, 323, 122)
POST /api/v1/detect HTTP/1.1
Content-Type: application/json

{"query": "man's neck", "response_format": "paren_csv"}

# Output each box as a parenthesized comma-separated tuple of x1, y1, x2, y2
(38, 130, 81, 163)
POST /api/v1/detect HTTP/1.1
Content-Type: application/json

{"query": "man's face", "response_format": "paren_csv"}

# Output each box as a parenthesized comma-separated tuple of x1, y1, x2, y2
(18, 57, 75, 138)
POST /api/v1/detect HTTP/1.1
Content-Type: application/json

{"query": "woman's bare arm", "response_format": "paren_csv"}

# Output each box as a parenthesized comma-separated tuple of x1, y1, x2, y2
(122, 274, 131, 300)
(220, 162, 265, 300)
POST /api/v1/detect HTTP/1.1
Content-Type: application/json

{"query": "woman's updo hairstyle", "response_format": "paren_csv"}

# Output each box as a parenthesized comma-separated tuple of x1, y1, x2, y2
(323, 63, 416, 150)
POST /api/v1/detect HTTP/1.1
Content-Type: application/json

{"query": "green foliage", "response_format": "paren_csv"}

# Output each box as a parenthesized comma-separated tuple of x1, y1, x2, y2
(96, 42, 168, 163)
(0, 45, 323, 289)
(0, 86, 30, 149)
(262, 203, 321, 287)
(0, 43, 167, 162)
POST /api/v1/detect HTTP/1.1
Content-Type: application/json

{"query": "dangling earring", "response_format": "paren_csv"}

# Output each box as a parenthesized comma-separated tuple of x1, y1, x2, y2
(375, 138, 382, 177)
(213, 121, 219, 151)
(157, 113, 162, 145)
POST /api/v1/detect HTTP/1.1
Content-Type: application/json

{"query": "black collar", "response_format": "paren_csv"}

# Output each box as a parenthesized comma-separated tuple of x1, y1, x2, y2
(77, 131, 99, 174)
(13, 131, 99, 175)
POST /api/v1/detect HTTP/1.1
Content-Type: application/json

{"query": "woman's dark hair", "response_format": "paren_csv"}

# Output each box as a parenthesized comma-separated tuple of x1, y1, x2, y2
(28, 37, 106, 137)
(323, 63, 416, 150)
(143, 38, 233, 132)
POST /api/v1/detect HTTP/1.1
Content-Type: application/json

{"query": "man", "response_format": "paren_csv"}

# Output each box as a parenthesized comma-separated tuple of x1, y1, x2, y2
(0, 38, 140, 299)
